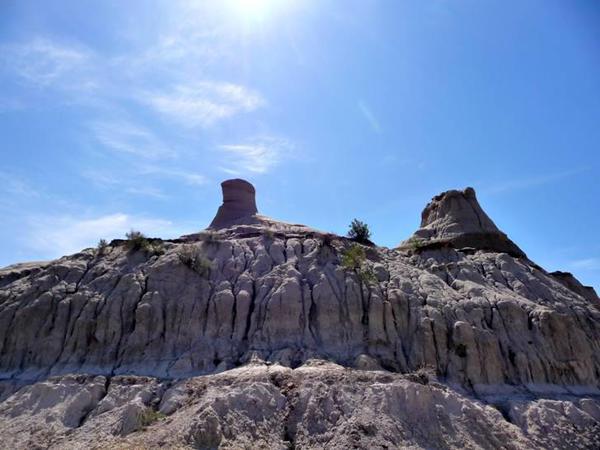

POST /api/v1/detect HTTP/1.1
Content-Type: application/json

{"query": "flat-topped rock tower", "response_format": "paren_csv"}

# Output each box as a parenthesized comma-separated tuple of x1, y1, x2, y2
(0, 179, 599, 448)
(209, 179, 259, 229)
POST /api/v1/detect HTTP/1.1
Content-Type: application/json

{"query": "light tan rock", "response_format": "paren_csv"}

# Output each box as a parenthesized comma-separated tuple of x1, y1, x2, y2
(400, 187, 526, 257)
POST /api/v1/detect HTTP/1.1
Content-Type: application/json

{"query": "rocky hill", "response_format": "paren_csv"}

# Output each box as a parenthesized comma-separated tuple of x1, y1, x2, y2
(0, 179, 598, 449)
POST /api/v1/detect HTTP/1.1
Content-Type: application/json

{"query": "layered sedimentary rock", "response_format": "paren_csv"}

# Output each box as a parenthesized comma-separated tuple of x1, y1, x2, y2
(401, 187, 526, 257)
(209, 178, 259, 229)
(1, 363, 599, 449)
(0, 180, 599, 448)
(550, 270, 599, 303)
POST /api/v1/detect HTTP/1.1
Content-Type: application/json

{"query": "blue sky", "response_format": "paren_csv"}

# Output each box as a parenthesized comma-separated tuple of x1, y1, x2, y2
(1, 0, 599, 289)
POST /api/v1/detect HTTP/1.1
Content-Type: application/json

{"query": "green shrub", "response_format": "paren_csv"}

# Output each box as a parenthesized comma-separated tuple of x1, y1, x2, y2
(341, 244, 366, 271)
(124, 230, 164, 256)
(341, 244, 376, 283)
(177, 244, 213, 278)
(407, 236, 426, 251)
(347, 219, 371, 244)
(97, 238, 109, 255)
(147, 242, 165, 256)
(140, 408, 166, 427)
(125, 230, 149, 251)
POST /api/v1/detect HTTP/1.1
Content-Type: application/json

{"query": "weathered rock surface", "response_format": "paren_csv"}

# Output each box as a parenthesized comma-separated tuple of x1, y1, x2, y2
(209, 178, 259, 229)
(400, 187, 526, 257)
(0, 363, 598, 449)
(0, 179, 598, 448)
(551, 270, 599, 303)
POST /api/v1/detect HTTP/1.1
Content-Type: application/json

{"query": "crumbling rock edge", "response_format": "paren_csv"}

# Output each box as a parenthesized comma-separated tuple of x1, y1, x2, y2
(0, 362, 599, 449)
(0, 181, 598, 448)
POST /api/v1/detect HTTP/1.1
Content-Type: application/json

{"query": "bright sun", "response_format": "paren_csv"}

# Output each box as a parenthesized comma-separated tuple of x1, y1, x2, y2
(228, 0, 278, 22)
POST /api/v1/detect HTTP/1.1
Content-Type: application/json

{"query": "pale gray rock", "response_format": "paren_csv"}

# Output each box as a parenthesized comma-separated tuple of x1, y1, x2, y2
(0, 364, 597, 449)
(400, 187, 526, 257)
(550, 270, 599, 304)
(0, 181, 599, 448)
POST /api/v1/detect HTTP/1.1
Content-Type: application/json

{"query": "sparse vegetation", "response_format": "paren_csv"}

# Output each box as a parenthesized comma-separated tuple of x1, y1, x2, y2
(97, 238, 109, 255)
(177, 244, 213, 278)
(124, 230, 164, 256)
(263, 228, 275, 241)
(407, 236, 426, 251)
(347, 219, 371, 244)
(140, 408, 166, 427)
(341, 244, 376, 283)
(125, 230, 149, 251)
(147, 241, 165, 256)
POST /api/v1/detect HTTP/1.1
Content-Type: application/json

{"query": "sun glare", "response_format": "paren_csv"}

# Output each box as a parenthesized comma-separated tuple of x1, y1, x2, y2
(228, 0, 279, 22)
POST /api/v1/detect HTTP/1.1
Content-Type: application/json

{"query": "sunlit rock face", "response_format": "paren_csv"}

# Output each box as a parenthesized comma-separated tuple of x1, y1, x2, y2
(0, 180, 599, 449)
(209, 179, 259, 229)
(401, 187, 526, 257)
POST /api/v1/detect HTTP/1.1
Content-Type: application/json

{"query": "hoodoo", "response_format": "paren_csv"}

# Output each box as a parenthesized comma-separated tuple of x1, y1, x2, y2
(0, 180, 599, 449)
(209, 178, 258, 229)
(402, 187, 526, 257)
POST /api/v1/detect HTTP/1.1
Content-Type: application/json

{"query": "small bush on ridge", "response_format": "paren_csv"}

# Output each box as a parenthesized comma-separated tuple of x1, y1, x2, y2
(124, 230, 164, 256)
(125, 230, 149, 251)
(97, 238, 109, 255)
(347, 219, 371, 244)
(177, 244, 213, 278)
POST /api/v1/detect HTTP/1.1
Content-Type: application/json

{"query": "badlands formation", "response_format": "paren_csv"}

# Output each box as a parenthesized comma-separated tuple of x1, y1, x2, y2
(0, 179, 599, 449)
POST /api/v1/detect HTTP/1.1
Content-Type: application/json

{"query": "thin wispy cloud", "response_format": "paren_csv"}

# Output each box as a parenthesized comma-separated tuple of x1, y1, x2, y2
(24, 213, 184, 257)
(82, 165, 207, 200)
(2, 35, 265, 129)
(358, 100, 382, 134)
(90, 121, 176, 159)
(2, 38, 95, 91)
(140, 166, 208, 186)
(141, 81, 265, 127)
(0, 172, 40, 198)
(123, 29, 225, 76)
(124, 186, 168, 199)
(219, 137, 294, 174)
(482, 168, 586, 195)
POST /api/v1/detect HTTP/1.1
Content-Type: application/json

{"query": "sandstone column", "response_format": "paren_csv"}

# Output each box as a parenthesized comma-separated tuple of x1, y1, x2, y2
(209, 179, 258, 229)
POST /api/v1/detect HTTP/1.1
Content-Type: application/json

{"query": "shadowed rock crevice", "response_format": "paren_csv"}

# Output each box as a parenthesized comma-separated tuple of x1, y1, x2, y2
(0, 179, 599, 449)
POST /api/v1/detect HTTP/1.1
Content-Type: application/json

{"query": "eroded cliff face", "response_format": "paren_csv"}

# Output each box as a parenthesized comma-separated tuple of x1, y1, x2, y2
(1, 219, 598, 389)
(2, 363, 599, 450)
(0, 181, 599, 448)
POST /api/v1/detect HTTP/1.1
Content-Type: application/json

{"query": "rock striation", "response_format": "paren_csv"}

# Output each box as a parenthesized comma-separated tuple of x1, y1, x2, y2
(401, 187, 526, 257)
(0, 179, 599, 449)
(209, 178, 259, 229)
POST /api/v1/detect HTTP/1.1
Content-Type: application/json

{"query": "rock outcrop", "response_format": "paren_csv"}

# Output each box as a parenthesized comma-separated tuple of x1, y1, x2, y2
(209, 178, 259, 229)
(550, 270, 599, 304)
(2, 363, 599, 449)
(0, 179, 598, 449)
(400, 187, 526, 257)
